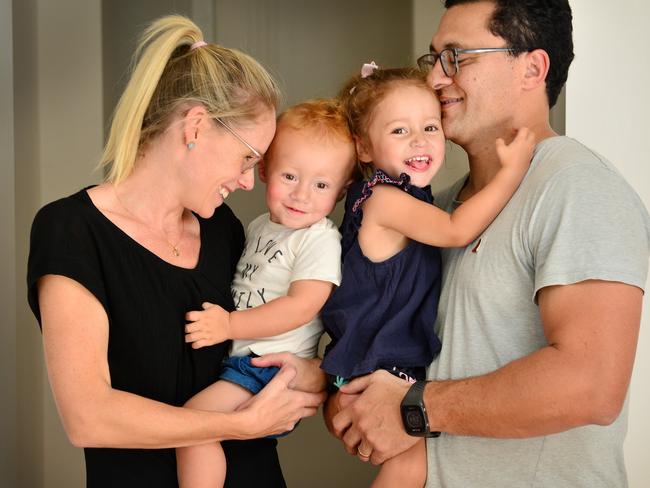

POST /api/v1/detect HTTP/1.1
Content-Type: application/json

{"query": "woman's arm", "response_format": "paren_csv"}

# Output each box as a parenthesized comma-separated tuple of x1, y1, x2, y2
(185, 279, 334, 348)
(39, 274, 325, 449)
(365, 128, 535, 248)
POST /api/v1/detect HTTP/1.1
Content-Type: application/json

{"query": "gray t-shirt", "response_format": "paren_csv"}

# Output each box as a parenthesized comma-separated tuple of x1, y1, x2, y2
(426, 136, 650, 487)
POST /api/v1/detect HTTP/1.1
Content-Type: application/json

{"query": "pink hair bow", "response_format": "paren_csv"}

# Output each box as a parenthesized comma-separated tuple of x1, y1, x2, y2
(350, 61, 380, 95)
(361, 61, 379, 78)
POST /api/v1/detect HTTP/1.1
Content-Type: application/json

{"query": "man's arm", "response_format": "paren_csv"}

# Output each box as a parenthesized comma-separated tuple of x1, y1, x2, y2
(428, 280, 640, 436)
(333, 279, 642, 464)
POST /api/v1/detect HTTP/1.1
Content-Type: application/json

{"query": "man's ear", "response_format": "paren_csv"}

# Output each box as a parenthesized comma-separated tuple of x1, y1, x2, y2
(522, 49, 550, 92)
(355, 136, 373, 163)
(258, 158, 268, 183)
(183, 105, 207, 146)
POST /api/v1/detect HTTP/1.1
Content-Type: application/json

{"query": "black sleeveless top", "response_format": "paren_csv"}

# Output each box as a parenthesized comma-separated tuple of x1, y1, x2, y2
(27, 188, 286, 487)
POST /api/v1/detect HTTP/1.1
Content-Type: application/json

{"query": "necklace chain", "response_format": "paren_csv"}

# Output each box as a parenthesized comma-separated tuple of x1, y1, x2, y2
(112, 186, 185, 257)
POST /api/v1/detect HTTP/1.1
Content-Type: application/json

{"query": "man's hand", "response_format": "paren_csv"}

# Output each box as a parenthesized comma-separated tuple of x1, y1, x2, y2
(323, 390, 358, 437)
(332, 370, 418, 465)
(184, 302, 232, 348)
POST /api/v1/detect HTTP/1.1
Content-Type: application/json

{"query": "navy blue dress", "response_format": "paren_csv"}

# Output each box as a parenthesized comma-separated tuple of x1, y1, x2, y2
(320, 170, 442, 380)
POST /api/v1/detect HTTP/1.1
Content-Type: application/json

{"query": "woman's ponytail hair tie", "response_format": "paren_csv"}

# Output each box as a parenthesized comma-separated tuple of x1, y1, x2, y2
(190, 40, 207, 50)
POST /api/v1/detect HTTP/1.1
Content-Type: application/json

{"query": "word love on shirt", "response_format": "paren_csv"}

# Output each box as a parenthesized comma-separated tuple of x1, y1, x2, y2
(232, 237, 286, 309)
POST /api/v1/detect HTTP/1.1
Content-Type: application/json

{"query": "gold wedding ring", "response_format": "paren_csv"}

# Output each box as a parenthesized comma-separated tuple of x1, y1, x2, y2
(357, 445, 371, 458)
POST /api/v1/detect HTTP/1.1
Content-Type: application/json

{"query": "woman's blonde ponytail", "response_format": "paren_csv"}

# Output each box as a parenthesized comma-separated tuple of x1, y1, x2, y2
(100, 15, 280, 184)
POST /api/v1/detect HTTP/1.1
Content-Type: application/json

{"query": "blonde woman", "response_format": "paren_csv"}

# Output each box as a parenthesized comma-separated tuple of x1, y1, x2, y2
(27, 15, 325, 487)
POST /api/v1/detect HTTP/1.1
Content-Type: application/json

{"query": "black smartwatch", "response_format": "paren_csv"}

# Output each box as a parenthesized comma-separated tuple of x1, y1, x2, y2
(400, 381, 440, 438)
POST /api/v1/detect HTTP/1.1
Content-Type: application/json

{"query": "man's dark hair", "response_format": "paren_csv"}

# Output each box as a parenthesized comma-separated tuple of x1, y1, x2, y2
(444, 0, 574, 108)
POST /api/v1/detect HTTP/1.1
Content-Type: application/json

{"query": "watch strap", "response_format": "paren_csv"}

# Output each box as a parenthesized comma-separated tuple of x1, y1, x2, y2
(401, 380, 441, 438)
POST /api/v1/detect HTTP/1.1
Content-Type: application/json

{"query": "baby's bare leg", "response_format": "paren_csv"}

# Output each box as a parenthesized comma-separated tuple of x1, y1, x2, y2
(371, 438, 426, 488)
(177, 380, 253, 488)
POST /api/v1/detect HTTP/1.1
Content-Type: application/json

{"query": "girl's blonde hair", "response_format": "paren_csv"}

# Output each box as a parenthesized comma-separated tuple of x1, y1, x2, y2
(101, 15, 281, 183)
(338, 67, 434, 180)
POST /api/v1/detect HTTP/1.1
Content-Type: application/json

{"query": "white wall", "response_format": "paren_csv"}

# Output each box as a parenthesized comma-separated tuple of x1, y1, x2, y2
(12, 0, 104, 486)
(567, 2, 650, 486)
(13, 0, 45, 484)
(1, 0, 17, 483)
(39, 1, 104, 483)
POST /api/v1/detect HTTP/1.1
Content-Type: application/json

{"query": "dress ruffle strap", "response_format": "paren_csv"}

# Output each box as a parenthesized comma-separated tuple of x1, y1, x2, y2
(351, 170, 412, 213)
(340, 170, 433, 260)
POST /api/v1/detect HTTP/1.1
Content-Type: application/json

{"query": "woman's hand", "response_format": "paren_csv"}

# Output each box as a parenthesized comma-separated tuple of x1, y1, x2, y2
(235, 366, 327, 438)
(251, 352, 327, 393)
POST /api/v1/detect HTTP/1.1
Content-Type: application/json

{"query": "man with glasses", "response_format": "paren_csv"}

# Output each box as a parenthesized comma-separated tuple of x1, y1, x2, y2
(330, 1, 650, 486)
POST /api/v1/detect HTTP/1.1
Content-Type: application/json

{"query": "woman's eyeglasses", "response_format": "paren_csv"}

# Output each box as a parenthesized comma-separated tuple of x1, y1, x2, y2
(215, 118, 263, 173)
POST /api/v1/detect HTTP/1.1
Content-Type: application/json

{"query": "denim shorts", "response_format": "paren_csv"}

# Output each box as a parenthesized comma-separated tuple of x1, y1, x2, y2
(220, 355, 279, 394)
(220, 355, 294, 438)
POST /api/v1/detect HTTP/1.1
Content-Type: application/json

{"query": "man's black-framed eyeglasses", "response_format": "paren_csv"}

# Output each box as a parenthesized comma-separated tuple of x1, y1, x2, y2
(416, 47, 526, 78)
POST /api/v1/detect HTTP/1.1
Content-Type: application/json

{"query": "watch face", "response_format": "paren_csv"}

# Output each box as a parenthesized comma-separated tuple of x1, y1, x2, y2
(403, 406, 426, 434)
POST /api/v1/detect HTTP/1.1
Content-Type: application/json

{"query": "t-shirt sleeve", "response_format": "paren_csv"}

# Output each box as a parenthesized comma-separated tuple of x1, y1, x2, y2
(530, 162, 650, 297)
(27, 199, 108, 327)
(433, 175, 467, 212)
(290, 225, 342, 286)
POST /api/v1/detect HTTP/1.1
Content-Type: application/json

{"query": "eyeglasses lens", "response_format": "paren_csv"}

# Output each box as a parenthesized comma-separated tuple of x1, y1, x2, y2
(440, 50, 457, 77)
(417, 50, 457, 77)
(417, 54, 436, 72)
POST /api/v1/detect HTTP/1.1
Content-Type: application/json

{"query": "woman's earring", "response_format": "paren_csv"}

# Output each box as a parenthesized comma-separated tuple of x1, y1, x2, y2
(187, 141, 196, 150)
